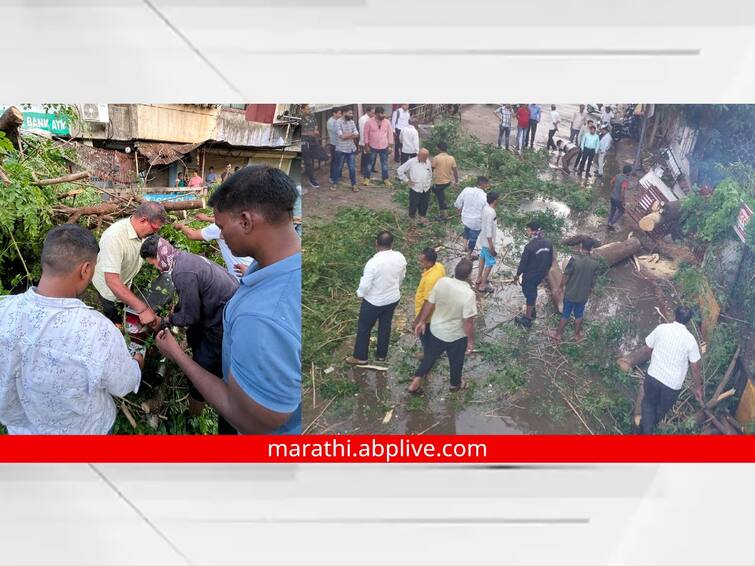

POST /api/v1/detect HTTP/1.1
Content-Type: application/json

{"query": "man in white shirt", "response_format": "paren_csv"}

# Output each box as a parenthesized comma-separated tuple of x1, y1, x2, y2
(358, 106, 376, 178)
(397, 148, 433, 223)
(476, 192, 500, 293)
(638, 306, 703, 434)
(174, 212, 254, 280)
(600, 105, 615, 128)
(0, 224, 143, 434)
(556, 139, 580, 174)
(570, 104, 588, 142)
(346, 231, 407, 365)
(595, 125, 613, 178)
(391, 104, 411, 163)
(409, 259, 477, 394)
(547, 105, 560, 151)
(454, 176, 490, 260)
(399, 118, 420, 164)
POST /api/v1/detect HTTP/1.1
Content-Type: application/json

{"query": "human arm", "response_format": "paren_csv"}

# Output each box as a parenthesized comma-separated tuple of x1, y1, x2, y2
(397, 159, 411, 183)
(463, 317, 475, 354)
(452, 166, 459, 185)
(155, 327, 297, 433)
(234, 263, 249, 277)
(174, 223, 205, 241)
(515, 245, 531, 282)
(101, 325, 142, 397)
(103, 272, 155, 325)
(356, 259, 376, 298)
(413, 299, 435, 337)
(196, 212, 215, 223)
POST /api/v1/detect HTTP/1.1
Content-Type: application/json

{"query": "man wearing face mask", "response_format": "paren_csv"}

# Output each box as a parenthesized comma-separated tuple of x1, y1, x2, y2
(155, 166, 302, 435)
(0, 224, 143, 434)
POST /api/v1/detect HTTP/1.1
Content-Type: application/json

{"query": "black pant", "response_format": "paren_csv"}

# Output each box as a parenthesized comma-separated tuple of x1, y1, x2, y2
(187, 329, 236, 435)
(577, 148, 595, 174)
(99, 294, 122, 324)
(419, 322, 432, 352)
(415, 331, 468, 387)
(498, 125, 510, 149)
(527, 119, 538, 148)
(302, 139, 318, 184)
(409, 190, 430, 218)
(401, 152, 417, 164)
(608, 197, 625, 225)
(547, 128, 557, 150)
(394, 129, 402, 162)
(353, 299, 399, 360)
(432, 183, 450, 211)
(329, 144, 338, 180)
(640, 375, 680, 434)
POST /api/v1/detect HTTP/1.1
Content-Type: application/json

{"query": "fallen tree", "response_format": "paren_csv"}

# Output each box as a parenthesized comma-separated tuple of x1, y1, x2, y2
(639, 200, 683, 235)
(54, 198, 206, 224)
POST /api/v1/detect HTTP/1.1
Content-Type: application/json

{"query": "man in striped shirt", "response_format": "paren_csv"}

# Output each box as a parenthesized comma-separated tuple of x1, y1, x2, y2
(495, 104, 513, 150)
(638, 306, 703, 434)
(331, 108, 359, 192)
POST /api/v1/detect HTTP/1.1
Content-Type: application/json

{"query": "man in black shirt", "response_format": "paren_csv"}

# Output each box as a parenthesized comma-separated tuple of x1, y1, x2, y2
(513, 221, 553, 328)
(140, 234, 239, 433)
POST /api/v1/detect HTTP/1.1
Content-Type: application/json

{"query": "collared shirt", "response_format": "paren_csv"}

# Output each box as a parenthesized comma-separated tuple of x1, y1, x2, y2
(399, 126, 420, 154)
(581, 132, 600, 150)
(391, 107, 411, 131)
(645, 322, 701, 390)
(358, 113, 371, 145)
(326, 116, 339, 146)
(397, 157, 433, 193)
(495, 106, 513, 128)
(363, 117, 393, 150)
(432, 152, 457, 185)
(356, 249, 407, 307)
(571, 109, 588, 130)
(601, 109, 614, 125)
(598, 132, 613, 152)
(0, 288, 140, 434)
(479, 204, 497, 246)
(415, 261, 446, 318)
(335, 118, 358, 153)
(528, 104, 541, 122)
(551, 110, 560, 128)
(92, 217, 145, 302)
(200, 223, 254, 281)
(427, 277, 477, 343)
(222, 252, 302, 434)
(455, 186, 488, 230)
(516, 106, 530, 128)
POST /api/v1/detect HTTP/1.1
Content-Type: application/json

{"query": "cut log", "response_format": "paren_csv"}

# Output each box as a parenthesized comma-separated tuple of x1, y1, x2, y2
(562, 234, 602, 248)
(545, 261, 564, 313)
(639, 211, 663, 232)
(617, 347, 652, 372)
(593, 237, 643, 266)
(34, 171, 90, 186)
(54, 198, 206, 222)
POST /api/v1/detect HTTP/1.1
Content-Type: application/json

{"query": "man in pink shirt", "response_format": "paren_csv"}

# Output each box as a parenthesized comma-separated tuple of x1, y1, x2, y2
(187, 170, 203, 188)
(362, 106, 393, 187)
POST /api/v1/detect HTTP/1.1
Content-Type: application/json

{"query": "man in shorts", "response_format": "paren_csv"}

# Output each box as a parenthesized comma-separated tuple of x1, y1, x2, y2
(475, 192, 500, 293)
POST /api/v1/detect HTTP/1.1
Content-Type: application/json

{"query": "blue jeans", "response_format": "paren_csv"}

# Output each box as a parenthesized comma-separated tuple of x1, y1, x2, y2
(516, 127, 527, 149)
(463, 225, 481, 252)
(367, 148, 389, 181)
(332, 151, 356, 186)
(561, 299, 587, 320)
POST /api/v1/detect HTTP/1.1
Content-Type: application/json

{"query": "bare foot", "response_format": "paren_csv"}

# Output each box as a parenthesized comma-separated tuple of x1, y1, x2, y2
(574, 332, 586, 342)
(408, 376, 423, 394)
(548, 329, 562, 342)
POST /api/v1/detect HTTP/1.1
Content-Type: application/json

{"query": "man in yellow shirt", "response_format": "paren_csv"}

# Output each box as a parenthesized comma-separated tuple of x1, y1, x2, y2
(430, 142, 459, 221)
(413, 248, 446, 356)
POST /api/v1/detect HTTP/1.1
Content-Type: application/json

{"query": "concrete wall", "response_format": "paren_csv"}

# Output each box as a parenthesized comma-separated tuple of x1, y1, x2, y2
(133, 104, 220, 143)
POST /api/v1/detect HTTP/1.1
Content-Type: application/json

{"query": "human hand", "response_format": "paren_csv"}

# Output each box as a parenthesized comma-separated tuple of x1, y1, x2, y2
(138, 307, 157, 327)
(233, 263, 249, 277)
(155, 329, 182, 360)
(513, 275, 521, 285)
(466, 342, 475, 355)
(694, 387, 705, 405)
(491, 249, 497, 257)
(132, 352, 145, 369)
(414, 321, 426, 338)
(148, 315, 162, 332)
(196, 212, 214, 223)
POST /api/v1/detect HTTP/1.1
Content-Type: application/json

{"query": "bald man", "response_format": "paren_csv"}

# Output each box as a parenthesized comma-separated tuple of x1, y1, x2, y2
(397, 148, 433, 223)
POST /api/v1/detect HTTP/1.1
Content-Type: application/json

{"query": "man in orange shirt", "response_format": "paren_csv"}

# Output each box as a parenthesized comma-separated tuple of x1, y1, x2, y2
(431, 142, 459, 221)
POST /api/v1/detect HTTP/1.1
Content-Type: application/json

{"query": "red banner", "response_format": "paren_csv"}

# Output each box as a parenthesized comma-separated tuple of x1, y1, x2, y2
(0, 435, 753, 463)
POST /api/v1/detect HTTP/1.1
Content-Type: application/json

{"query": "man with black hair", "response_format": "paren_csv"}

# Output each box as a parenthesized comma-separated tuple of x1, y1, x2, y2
(331, 107, 359, 192)
(638, 306, 703, 434)
(578, 123, 600, 177)
(410, 259, 477, 394)
(0, 224, 143, 434)
(363, 106, 393, 187)
(300, 104, 321, 188)
(391, 104, 411, 162)
(494, 103, 513, 149)
(140, 234, 239, 434)
(327, 108, 343, 183)
(514, 221, 553, 328)
(413, 247, 446, 354)
(476, 191, 500, 293)
(346, 231, 407, 365)
(608, 164, 632, 229)
(549, 238, 600, 342)
(155, 166, 302, 435)
(455, 176, 490, 260)
(93, 201, 167, 326)
(358, 106, 376, 178)
(430, 141, 458, 220)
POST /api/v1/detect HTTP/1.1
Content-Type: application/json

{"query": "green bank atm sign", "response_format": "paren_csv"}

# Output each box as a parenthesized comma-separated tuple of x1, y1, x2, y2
(0, 105, 71, 136)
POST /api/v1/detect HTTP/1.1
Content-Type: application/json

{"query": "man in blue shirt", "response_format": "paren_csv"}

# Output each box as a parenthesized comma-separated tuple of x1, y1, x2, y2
(526, 104, 541, 149)
(156, 165, 302, 434)
(577, 124, 600, 178)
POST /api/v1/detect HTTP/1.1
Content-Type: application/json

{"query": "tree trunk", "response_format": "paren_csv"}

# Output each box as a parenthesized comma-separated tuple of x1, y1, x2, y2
(562, 234, 602, 248)
(639, 211, 663, 232)
(546, 261, 564, 313)
(55, 198, 205, 223)
(593, 237, 643, 266)
(35, 171, 90, 186)
(617, 347, 652, 372)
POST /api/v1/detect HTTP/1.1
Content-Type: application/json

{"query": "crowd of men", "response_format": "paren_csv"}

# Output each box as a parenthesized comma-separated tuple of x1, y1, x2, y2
(0, 166, 302, 435)
(335, 103, 704, 434)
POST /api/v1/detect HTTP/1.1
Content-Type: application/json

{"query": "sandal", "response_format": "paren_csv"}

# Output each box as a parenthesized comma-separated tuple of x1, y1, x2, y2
(345, 356, 368, 365)
(477, 285, 494, 294)
(408, 377, 424, 395)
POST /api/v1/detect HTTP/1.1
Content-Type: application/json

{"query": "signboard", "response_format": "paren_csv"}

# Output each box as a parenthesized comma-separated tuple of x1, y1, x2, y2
(0, 104, 71, 136)
(733, 203, 752, 243)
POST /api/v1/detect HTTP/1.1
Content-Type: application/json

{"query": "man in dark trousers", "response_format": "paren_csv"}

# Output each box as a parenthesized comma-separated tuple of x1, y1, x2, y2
(346, 231, 407, 365)
(513, 221, 553, 328)
(608, 164, 632, 229)
(637, 306, 703, 434)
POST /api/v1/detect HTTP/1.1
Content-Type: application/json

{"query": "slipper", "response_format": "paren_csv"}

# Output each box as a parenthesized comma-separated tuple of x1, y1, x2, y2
(345, 356, 368, 365)
(477, 285, 494, 294)
(449, 380, 468, 392)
